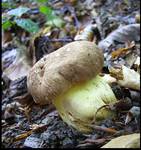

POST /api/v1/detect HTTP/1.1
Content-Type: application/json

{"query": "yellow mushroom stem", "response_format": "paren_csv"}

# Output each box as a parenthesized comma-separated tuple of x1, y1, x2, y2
(53, 75, 117, 133)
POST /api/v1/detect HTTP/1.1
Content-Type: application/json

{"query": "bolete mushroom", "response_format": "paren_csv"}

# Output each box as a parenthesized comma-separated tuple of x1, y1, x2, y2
(27, 41, 117, 133)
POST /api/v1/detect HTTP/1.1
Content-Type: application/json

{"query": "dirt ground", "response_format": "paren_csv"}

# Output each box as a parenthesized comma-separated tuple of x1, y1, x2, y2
(2, 0, 140, 148)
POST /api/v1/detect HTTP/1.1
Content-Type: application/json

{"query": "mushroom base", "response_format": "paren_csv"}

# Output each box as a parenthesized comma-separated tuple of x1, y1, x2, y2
(53, 75, 117, 133)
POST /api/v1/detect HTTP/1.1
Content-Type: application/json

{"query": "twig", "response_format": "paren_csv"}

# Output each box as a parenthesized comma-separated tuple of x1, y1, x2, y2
(83, 138, 107, 144)
(77, 138, 108, 148)
(76, 142, 94, 148)
(46, 38, 74, 42)
(92, 104, 110, 124)
(92, 125, 118, 134)
(13, 130, 33, 142)
(13, 124, 48, 142)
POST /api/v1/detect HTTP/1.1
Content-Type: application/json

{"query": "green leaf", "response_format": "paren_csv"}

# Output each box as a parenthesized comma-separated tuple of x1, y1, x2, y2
(2, 20, 13, 30)
(15, 18, 39, 33)
(37, 0, 48, 3)
(2, 2, 16, 9)
(46, 16, 65, 28)
(39, 6, 52, 16)
(7, 7, 30, 17)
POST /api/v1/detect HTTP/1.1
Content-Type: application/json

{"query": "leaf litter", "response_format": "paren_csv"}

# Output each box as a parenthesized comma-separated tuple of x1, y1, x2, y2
(2, 0, 140, 148)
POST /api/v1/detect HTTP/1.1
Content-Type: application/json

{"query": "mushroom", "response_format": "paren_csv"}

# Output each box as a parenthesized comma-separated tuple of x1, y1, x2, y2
(27, 41, 117, 133)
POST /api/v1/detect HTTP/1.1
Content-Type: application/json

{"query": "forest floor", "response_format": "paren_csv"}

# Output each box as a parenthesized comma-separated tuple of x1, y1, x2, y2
(2, 0, 140, 148)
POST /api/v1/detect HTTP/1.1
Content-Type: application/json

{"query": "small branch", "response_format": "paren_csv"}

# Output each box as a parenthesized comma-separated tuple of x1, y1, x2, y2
(92, 125, 118, 134)
(76, 142, 94, 148)
(77, 138, 109, 148)
(47, 38, 74, 42)
(13, 124, 48, 142)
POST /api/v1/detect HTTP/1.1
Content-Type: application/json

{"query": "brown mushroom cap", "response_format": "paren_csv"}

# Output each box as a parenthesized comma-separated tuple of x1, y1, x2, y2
(27, 41, 104, 105)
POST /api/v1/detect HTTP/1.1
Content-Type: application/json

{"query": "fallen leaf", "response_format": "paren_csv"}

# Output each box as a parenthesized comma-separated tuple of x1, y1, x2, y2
(125, 52, 137, 68)
(2, 30, 12, 46)
(125, 106, 140, 125)
(101, 133, 140, 148)
(15, 18, 39, 33)
(2, 42, 32, 81)
(7, 6, 30, 17)
(109, 65, 140, 90)
(98, 24, 140, 50)
(111, 41, 135, 59)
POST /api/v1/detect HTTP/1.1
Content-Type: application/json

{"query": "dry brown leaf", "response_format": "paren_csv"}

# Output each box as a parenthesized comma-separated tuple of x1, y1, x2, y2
(98, 24, 140, 50)
(2, 30, 13, 47)
(111, 41, 135, 59)
(3, 58, 31, 81)
(2, 42, 32, 81)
